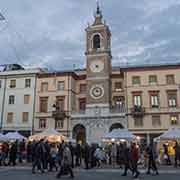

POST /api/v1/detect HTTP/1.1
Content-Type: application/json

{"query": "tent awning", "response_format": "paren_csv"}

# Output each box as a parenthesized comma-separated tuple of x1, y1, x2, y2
(102, 128, 136, 141)
(154, 128, 180, 142)
(29, 128, 67, 142)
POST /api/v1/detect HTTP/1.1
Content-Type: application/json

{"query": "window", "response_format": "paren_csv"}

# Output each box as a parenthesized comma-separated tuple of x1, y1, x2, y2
(166, 74, 175, 84)
(79, 84, 86, 93)
(114, 82, 122, 91)
(10, 80, 16, 88)
(22, 112, 29, 123)
(9, 95, 15, 104)
(7, 112, 13, 123)
(170, 115, 178, 125)
(57, 81, 65, 91)
(150, 94, 159, 108)
(132, 76, 141, 85)
(152, 115, 161, 127)
(41, 82, 48, 92)
(93, 34, 100, 49)
(114, 96, 124, 110)
(55, 119, 64, 129)
(79, 98, 86, 112)
(24, 95, 30, 104)
(167, 91, 177, 108)
(40, 97, 48, 112)
(133, 95, 141, 106)
(39, 119, 47, 129)
(149, 75, 157, 84)
(134, 117, 143, 127)
(56, 97, 65, 111)
(25, 79, 31, 88)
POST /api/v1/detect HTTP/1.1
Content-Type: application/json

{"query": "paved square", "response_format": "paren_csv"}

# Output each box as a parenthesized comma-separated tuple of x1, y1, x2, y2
(0, 168, 180, 180)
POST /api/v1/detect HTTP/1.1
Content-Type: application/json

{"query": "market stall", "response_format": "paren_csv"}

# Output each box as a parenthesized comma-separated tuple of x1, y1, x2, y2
(4, 132, 26, 141)
(0, 133, 5, 141)
(154, 128, 180, 164)
(29, 128, 67, 142)
(102, 128, 136, 143)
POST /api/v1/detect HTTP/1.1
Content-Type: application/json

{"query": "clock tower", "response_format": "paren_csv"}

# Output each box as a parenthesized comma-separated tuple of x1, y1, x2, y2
(85, 4, 112, 114)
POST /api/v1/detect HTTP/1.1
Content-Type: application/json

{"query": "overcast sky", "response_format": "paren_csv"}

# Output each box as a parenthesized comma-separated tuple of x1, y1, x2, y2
(0, 0, 180, 70)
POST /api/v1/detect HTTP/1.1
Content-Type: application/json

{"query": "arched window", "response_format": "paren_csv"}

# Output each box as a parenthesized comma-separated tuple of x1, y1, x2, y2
(93, 34, 100, 49)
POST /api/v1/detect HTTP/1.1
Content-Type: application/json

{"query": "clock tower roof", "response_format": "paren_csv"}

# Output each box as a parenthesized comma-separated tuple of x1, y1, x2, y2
(93, 2, 103, 26)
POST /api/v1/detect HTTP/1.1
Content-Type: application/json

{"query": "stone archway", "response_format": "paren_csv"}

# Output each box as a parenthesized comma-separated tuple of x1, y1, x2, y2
(72, 124, 86, 144)
(109, 123, 124, 132)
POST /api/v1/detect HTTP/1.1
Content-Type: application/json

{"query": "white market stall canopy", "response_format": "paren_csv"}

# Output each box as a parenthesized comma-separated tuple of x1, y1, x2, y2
(154, 128, 180, 142)
(0, 133, 5, 141)
(102, 128, 136, 141)
(29, 128, 67, 142)
(4, 132, 26, 141)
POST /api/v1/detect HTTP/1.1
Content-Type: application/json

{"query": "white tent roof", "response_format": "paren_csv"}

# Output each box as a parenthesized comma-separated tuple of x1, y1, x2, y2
(29, 128, 67, 142)
(4, 132, 26, 141)
(154, 128, 180, 141)
(0, 133, 5, 141)
(102, 128, 136, 141)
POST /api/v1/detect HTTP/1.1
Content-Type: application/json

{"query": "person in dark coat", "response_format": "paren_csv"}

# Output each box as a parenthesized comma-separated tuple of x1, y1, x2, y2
(163, 144, 171, 165)
(58, 141, 65, 166)
(32, 140, 45, 174)
(84, 143, 90, 169)
(121, 143, 133, 176)
(75, 143, 82, 167)
(43, 141, 50, 170)
(146, 144, 158, 175)
(27, 141, 32, 162)
(173, 142, 180, 167)
(69, 142, 75, 168)
(8, 141, 18, 166)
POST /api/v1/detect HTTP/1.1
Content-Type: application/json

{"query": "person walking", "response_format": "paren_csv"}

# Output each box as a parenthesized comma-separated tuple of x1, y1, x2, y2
(32, 140, 45, 174)
(19, 139, 26, 163)
(146, 144, 159, 175)
(163, 144, 171, 165)
(69, 142, 75, 168)
(84, 143, 90, 169)
(174, 142, 180, 167)
(121, 143, 133, 176)
(130, 143, 140, 179)
(75, 143, 82, 167)
(49, 143, 58, 172)
(1, 142, 9, 166)
(56, 144, 74, 179)
(8, 141, 18, 166)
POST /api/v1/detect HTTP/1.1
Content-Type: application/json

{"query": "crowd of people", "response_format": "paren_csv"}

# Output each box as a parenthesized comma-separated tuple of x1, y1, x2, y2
(1, 139, 180, 179)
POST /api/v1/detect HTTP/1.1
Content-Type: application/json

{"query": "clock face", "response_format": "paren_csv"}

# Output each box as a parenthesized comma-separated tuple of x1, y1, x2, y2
(90, 60, 104, 73)
(90, 85, 104, 99)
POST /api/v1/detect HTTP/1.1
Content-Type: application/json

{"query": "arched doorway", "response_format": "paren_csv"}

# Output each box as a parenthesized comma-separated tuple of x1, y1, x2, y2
(72, 124, 86, 144)
(109, 123, 124, 132)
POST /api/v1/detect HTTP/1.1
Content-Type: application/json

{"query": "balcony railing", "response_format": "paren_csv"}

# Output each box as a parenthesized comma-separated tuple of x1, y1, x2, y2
(110, 106, 126, 113)
(71, 110, 86, 115)
(52, 110, 69, 119)
(130, 106, 145, 117)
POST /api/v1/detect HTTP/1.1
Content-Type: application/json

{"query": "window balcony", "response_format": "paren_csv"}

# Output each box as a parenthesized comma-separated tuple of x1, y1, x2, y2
(110, 106, 125, 113)
(52, 110, 69, 119)
(131, 106, 145, 117)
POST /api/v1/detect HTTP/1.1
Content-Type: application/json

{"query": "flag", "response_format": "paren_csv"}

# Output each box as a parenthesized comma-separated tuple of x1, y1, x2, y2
(0, 13, 5, 21)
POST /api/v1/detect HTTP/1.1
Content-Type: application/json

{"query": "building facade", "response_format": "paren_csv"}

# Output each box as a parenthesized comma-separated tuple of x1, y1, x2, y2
(125, 65, 180, 144)
(0, 6, 180, 144)
(0, 65, 41, 136)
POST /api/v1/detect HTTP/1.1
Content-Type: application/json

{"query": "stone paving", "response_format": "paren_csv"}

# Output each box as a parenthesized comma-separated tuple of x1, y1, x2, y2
(1, 166, 180, 180)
